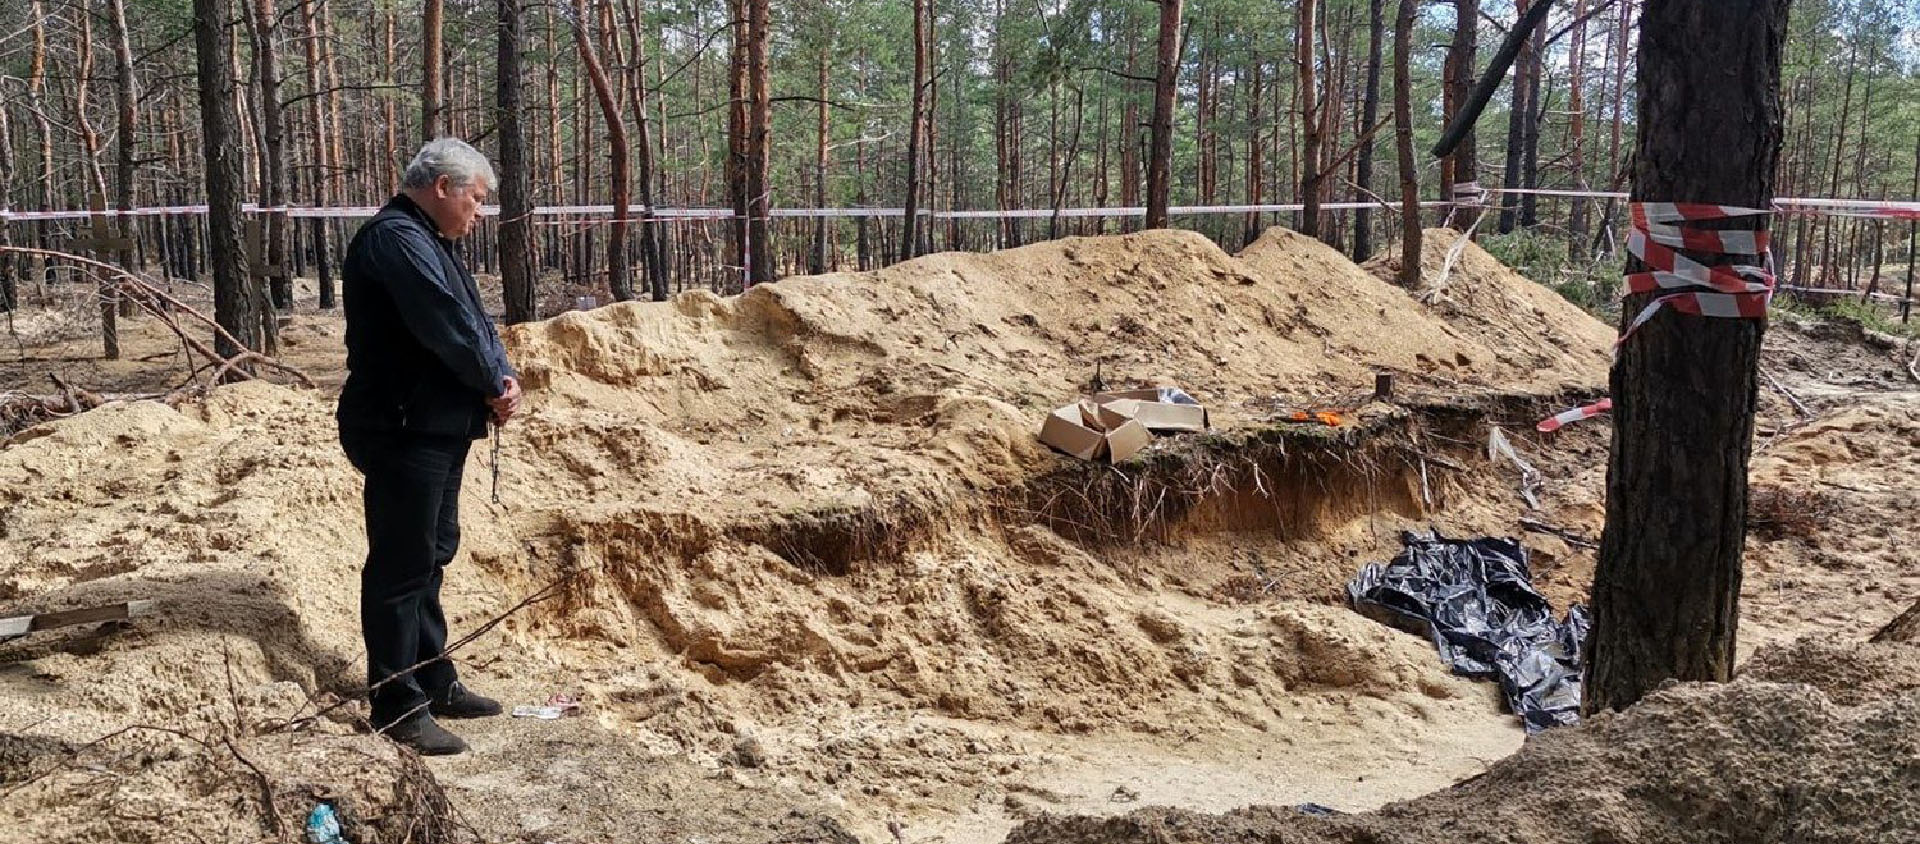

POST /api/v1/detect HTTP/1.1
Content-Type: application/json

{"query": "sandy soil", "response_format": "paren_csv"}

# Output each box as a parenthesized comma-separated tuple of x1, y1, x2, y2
(0, 227, 1912, 844)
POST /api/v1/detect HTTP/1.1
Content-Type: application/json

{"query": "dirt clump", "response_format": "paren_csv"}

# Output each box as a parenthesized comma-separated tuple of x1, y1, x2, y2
(1005, 670, 1920, 844)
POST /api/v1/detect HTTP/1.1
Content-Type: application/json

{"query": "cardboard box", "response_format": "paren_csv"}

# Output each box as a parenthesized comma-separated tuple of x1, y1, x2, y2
(1102, 418, 1153, 462)
(1041, 404, 1108, 460)
(1092, 388, 1210, 432)
(1039, 385, 1205, 463)
(1039, 403, 1155, 463)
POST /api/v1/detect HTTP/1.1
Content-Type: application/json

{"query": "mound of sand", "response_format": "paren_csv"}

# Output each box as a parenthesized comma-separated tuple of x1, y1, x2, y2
(16, 226, 1900, 844)
(1005, 637, 1920, 844)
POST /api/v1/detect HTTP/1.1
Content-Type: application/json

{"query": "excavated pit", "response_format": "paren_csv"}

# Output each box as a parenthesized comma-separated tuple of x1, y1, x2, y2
(1, 228, 1688, 844)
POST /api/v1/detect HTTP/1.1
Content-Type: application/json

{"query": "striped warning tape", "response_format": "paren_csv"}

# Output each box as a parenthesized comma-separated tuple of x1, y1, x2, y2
(1536, 398, 1613, 433)
(3, 192, 1916, 223)
(1537, 202, 1777, 433)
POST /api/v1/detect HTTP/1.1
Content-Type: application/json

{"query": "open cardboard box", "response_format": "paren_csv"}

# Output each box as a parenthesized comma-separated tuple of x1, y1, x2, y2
(1040, 402, 1153, 462)
(1039, 386, 1208, 463)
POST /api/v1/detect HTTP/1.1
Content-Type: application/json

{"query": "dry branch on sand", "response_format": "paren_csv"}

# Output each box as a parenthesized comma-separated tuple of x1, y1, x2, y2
(0, 247, 312, 434)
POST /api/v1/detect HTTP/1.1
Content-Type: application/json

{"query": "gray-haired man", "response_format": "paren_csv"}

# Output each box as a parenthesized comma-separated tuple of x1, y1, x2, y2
(337, 138, 521, 755)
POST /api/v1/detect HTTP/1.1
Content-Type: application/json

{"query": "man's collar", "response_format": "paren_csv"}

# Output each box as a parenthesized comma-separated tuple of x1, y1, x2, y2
(387, 193, 445, 241)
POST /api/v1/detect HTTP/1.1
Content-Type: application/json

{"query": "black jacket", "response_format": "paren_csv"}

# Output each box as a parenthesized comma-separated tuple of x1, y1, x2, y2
(336, 194, 516, 440)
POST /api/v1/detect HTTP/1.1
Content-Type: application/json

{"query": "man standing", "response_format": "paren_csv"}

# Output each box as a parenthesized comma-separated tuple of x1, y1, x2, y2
(337, 138, 522, 755)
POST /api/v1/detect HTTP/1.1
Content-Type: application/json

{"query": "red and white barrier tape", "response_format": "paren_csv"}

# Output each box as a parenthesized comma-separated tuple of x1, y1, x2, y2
(4, 190, 1915, 223)
(1537, 202, 1776, 433)
(1536, 398, 1613, 433)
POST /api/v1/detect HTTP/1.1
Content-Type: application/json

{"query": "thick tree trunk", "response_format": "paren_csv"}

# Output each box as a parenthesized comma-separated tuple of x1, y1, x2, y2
(1585, 0, 1789, 716)
(1145, 0, 1183, 230)
(497, 0, 536, 322)
(194, 0, 271, 362)
(1392, 0, 1420, 287)
(1354, 0, 1385, 260)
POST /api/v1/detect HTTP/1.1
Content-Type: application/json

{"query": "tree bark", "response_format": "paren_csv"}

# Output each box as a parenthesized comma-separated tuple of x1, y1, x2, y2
(1145, 0, 1183, 229)
(1498, 0, 1533, 234)
(497, 0, 536, 322)
(744, 0, 773, 281)
(107, 0, 140, 318)
(1566, 0, 1591, 259)
(725, 0, 749, 286)
(244, 0, 293, 313)
(573, 0, 634, 301)
(1445, 0, 1480, 227)
(1298, 0, 1323, 239)
(616, 0, 668, 300)
(1354, 0, 1385, 260)
(0, 91, 13, 313)
(299, 0, 337, 309)
(194, 0, 271, 363)
(1584, 0, 1789, 716)
(810, 18, 832, 275)
(68, 0, 120, 358)
(900, 0, 930, 261)
(1392, 0, 1420, 287)
(423, 0, 444, 141)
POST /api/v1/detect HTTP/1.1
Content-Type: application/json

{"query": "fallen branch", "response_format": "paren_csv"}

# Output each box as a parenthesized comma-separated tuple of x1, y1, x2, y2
(1759, 367, 1814, 420)
(0, 245, 314, 397)
(1519, 517, 1598, 550)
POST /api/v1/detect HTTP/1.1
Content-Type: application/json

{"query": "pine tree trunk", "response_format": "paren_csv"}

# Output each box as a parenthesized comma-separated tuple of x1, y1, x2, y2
(1145, 0, 1182, 229)
(900, 0, 929, 261)
(573, 0, 633, 301)
(1243, 64, 1265, 247)
(745, 0, 773, 281)
(811, 24, 832, 275)
(1354, 0, 1385, 260)
(1298, 0, 1323, 239)
(497, 0, 536, 322)
(616, 0, 668, 300)
(1518, 17, 1545, 228)
(1445, 0, 1480, 228)
(108, 0, 139, 319)
(422, 0, 444, 141)
(299, 0, 336, 309)
(1585, 0, 1789, 716)
(1566, 0, 1591, 260)
(0, 95, 13, 313)
(1498, 0, 1532, 234)
(245, 0, 293, 314)
(194, 0, 269, 363)
(1392, 0, 1420, 287)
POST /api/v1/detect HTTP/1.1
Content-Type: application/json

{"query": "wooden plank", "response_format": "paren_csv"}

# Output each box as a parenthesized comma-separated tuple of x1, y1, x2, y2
(0, 600, 155, 640)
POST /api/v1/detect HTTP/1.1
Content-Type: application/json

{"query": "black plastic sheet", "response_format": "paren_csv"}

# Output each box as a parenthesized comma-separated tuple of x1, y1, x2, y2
(1346, 532, 1587, 733)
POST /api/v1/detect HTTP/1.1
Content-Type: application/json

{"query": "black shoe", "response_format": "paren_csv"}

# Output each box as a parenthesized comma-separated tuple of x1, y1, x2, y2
(430, 681, 503, 719)
(382, 713, 468, 756)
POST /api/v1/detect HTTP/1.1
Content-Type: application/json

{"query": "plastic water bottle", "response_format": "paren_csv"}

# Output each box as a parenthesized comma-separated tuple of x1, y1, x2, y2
(305, 803, 348, 844)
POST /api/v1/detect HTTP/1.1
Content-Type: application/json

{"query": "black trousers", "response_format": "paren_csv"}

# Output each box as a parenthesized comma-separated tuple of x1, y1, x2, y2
(339, 427, 472, 726)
